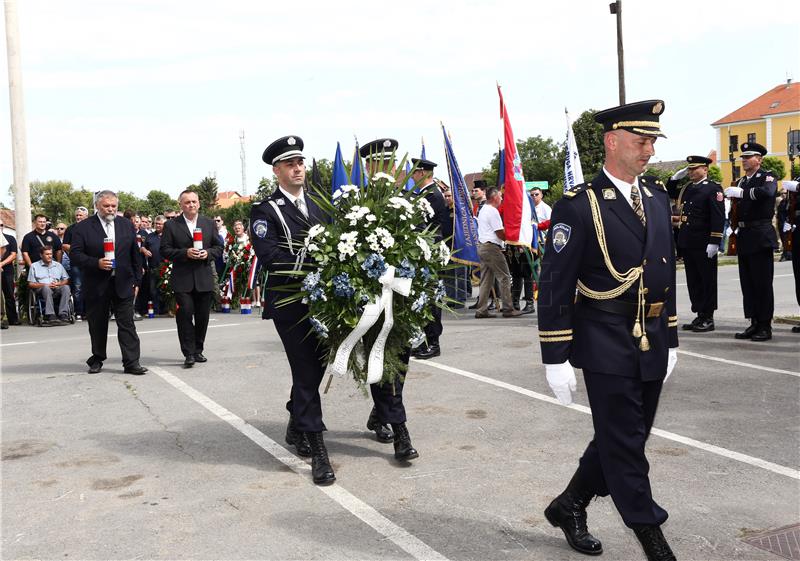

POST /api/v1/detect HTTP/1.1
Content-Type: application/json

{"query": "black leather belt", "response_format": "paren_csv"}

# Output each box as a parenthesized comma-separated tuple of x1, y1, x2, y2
(737, 219, 772, 228)
(576, 293, 665, 319)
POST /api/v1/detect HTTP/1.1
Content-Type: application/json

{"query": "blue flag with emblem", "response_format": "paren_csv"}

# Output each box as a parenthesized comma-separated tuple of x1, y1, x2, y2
(350, 141, 367, 188)
(404, 161, 415, 191)
(421, 137, 427, 159)
(331, 142, 349, 196)
(442, 124, 480, 265)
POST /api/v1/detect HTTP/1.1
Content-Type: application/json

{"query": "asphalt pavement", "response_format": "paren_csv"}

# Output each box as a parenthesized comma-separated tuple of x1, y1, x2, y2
(1, 260, 798, 561)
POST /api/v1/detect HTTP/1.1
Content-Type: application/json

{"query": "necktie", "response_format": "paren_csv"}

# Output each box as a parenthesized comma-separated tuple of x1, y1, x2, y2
(630, 184, 646, 227)
(295, 198, 308, 219)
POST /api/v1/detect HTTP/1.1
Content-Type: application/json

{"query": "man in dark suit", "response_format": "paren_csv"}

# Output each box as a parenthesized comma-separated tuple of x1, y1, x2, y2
(409, 158, 450, 359)
(160, 190, 223, 367)
(725, 142, 779, 341)
(538, 100, 678, 561)
(666, 155, 725, 332)
(69, 190, 147, 375)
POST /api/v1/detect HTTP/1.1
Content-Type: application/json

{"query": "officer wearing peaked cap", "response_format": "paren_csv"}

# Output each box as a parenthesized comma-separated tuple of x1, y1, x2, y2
(250, 135, 337, 485)
(724, 142, 778, 341)
(360, 138, 399, 173)
(538, 100, 678, 561)
(666, 155, 724, 332)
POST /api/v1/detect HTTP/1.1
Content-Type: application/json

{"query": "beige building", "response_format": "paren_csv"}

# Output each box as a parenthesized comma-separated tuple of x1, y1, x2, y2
(712, 81, 800, 186)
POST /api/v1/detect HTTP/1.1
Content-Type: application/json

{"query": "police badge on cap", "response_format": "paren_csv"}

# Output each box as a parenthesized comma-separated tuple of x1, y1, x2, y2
(686, 155, 712, 168)
(740, 142, 767, 157)
(594, 99, 666, 138)
(359, 138, 399, 161)
(262, 135, 305, 165)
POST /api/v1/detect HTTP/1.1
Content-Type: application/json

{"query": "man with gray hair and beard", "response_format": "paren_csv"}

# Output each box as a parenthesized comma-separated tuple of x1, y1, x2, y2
(70, 190, 147, 375)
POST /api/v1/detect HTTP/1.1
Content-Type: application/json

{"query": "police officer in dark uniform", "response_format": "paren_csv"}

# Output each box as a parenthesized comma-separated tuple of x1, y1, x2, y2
(409, 157, 451, 360)
(538, 100, 678, 561)
(666, 155, 724, 332)
(725, 142, 778, 341)
(784, 176, 800, 333)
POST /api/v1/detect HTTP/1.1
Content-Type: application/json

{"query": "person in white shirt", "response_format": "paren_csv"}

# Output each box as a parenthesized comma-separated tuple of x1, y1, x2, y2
(531, 188, 552, 223)
(474, 187, 522, 318)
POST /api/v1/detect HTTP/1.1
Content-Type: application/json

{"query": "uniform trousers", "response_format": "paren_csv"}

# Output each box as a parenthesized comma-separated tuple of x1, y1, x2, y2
(174, 290, 212, 357)
(681, 248, 717, 316)
(423, 308, 442, 345)
(737, 248, 774, 324)
(85, 288, 140, 368)
(792, 228, 799, 306)
(1, 272, 19, 323)
(572, 370, 668, 528)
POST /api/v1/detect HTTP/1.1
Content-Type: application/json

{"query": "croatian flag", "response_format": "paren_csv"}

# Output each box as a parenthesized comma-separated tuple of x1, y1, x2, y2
(247, 256, 259, 290)
(497, 84, 533, 247)
(564, 109, 584, 193)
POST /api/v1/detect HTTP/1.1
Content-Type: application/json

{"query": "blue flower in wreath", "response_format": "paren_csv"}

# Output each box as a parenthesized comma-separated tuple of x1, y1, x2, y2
(397, 258, 416, 279)
(302, 271, 321, 292)
(307, 286, 326, 302)
(420, 266, 433, 281)
(309, 317, 329, 339)
(434, 280, 446, 302)
(411, 292, 429, 313)
(332, 273, 356, 298)
(361, 253, 387, 279)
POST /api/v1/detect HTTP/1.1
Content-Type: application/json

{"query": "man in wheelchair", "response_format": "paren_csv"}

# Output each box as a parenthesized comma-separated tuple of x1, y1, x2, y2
(27, 245, 71, 326)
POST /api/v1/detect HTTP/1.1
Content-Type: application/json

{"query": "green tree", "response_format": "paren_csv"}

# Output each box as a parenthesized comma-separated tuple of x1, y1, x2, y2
(218, 201, 253, 228)
(117, 191, 145, 215)
(69, 189, 95, 219)
(255, 177, 278, 201)
(760, 156, 786, 180)
(644, 166, 674, 184)
(571, 109, 605, 178)
(140, 190, 178, 218)
(481, 136, 564, 190)
(195, 176, 219, 210)
(30, 180, 74, 222)
(708, 165, 723, 183)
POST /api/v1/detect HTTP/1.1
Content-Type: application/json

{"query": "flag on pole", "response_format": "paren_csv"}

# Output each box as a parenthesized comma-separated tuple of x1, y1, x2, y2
(247, 256, 259, 290)
(350, 141, 367, 187)
(442, 124, 480, 265)
(564, 108, 585, 193)
(331, 142, 349, 196)
(497, 84, 533, 247)
(404, 161, 415, 191)
(227, 271, 235, 298)
(496, 143, 505, 188)
(421, 137, 427, 159)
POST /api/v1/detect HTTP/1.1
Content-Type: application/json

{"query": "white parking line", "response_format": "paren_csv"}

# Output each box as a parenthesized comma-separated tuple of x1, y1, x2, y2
(0, 341, 37, 348)
(417, 360, 800, 481)
(149, 365, 449, 561)
(677, 349, 799, 377)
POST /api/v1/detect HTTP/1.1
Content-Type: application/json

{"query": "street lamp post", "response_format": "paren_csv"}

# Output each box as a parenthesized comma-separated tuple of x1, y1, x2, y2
(609, 1, 625, 105)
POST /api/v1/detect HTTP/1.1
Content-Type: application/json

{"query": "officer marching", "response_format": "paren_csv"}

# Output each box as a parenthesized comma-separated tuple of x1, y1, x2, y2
(538, 100, 678, 561)
(724, 142, 778, 341)
(667, 156, 724, 332)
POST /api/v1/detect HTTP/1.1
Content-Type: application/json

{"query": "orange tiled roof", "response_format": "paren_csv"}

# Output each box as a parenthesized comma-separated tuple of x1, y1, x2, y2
(0, 208, 16, 231)
(712, 82, 800, 126)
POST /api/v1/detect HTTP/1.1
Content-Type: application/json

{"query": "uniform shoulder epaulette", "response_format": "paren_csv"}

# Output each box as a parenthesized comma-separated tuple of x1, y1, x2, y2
(563, 182, 589, 199)
(640, 175, 666, 191)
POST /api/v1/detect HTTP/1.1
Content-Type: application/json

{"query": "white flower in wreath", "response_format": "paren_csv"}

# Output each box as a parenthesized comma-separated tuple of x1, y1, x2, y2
(416, 237, 432, 261)
(365, 213, 377, 223)
(438, 241, 451, 265)
(307, 224, 326, 239)
(372, 172, 394, 183)
(417, 198, 434, 220)
(338, 231, 359, 258)
(388, 196, 414, 213)
(365, 232, 383, 253)
(344, 205, 372, 226)
(333, 184, 360, 201)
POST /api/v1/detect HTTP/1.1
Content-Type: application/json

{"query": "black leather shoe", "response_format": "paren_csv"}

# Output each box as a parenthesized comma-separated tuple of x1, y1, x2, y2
(194, 353, 208, 363)
(285, 416, 311, 457)
(692, 318, 715, 332)
(414, 343, 440, 360)
(367, 407, 394, 442)
(391, 422, 419, 461)
(411, 344, 427, 358)
(633, 525, 676, 561)
(750, 327, 772, 341)
(521, 301, 535, 314)
(792, 325, 800, 333)
(467, 301, 479, 310)
(734, 322, 758, 339)
(87, 362, 103, 374)
(123, 364, 148, 375)
(681, 316, 700, 330)
(305, 431, 335, 485)
(544, 492, 603, 556)
(184, 355, 195, 368)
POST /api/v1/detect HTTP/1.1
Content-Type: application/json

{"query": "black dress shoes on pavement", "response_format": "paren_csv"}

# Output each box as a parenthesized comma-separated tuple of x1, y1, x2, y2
(183, 355, 195, 368)
(544, 491, 603, 556)
(692, 317, 715, 332)
(87, 362, 103, 374)
(633, 525, 676, 561)
(285, 416, 311, 457)
(682, 316, 700, 331)
(367, 407, 394, 442)
(750, 326, 772, 341)
(194, 353, 208, 363)
(792, 325, 800, 333)
(305, 431, 335, 485)
(391, 422, 419, 461)
(414, 343, 440, 360)
(123, 364, 148, 375)
(734, 322, 758, 339)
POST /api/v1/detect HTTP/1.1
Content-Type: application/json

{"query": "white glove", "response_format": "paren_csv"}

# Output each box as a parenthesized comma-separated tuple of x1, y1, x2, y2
(665, 348, 678, 382)
(706, 243, 719, 258)
(784, 222, 792, 233)
(545, 361, 577, 405)
(671, 167, 688, 181)
(783, 180, 798, 193)
(725, 187, 743, 199)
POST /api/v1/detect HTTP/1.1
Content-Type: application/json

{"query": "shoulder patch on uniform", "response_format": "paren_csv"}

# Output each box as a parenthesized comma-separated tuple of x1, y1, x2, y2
(551, 223, 572, 253)
(766, 176, 775, 182)
(252, 219, 268, 239)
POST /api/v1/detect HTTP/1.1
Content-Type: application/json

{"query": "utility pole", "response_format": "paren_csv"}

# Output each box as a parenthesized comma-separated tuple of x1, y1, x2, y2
(239, 130, 247, 195)
(4, 0, 32, 244)
(609, 1, 626, 105)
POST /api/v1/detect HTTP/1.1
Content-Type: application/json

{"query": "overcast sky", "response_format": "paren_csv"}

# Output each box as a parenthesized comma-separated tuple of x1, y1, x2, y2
(2, 0, 799, 207)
